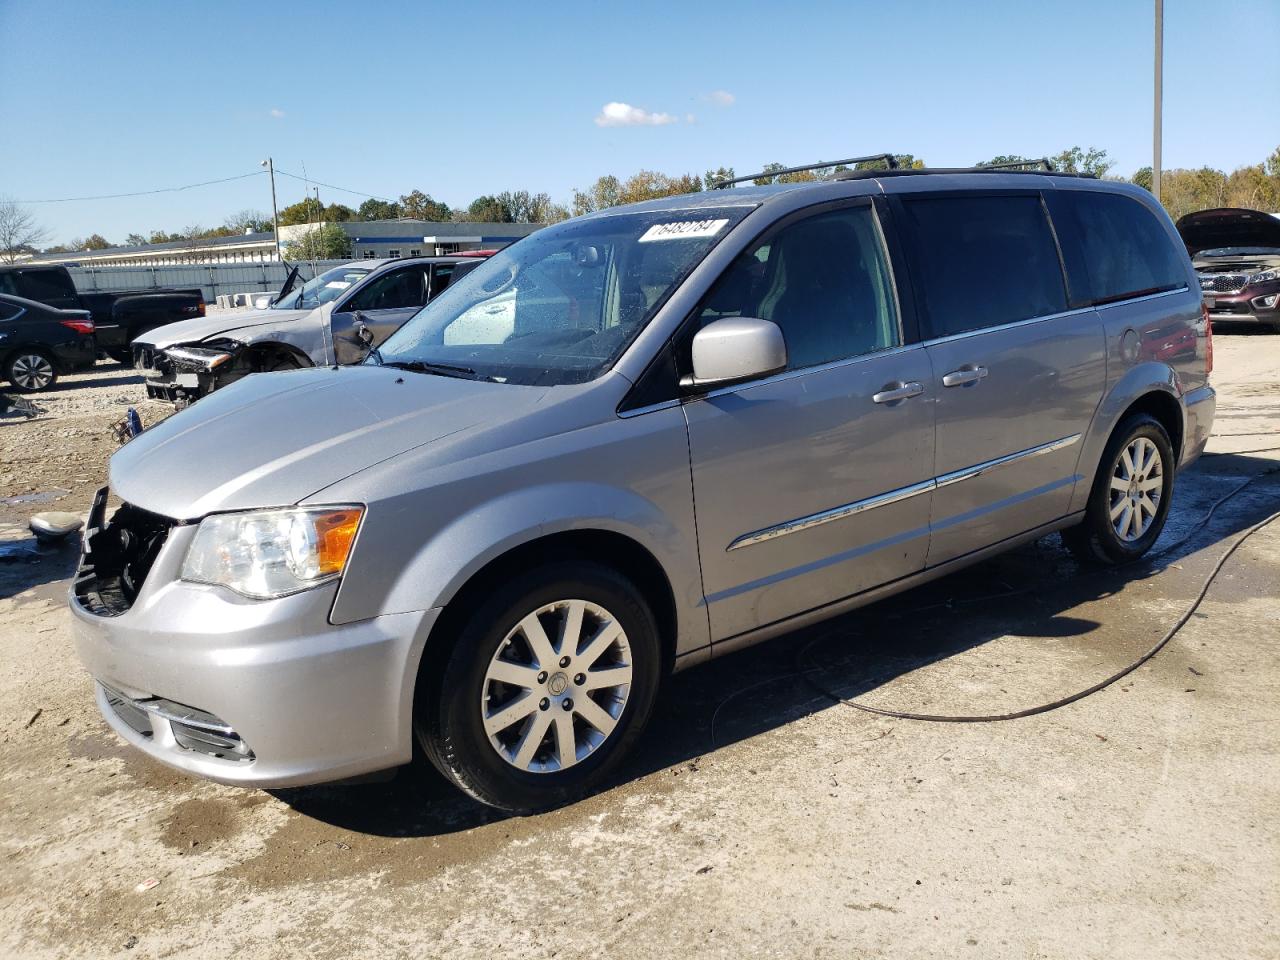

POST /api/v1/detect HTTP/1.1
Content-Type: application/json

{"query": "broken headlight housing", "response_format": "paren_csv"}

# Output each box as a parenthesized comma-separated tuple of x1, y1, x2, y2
(181, 506, 363, 599)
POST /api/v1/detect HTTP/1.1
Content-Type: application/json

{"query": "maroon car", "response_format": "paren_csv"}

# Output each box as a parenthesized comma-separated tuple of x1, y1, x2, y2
(1177, 207, 1280, 332)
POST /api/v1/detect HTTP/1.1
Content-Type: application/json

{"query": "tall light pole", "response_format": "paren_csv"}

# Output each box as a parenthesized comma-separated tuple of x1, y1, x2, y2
(261, 158, 281, 261)
(1153, 0, 1163, 202)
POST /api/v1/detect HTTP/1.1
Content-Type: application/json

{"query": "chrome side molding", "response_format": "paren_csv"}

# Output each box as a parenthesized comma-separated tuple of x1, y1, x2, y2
(727, 433, 1082, 551)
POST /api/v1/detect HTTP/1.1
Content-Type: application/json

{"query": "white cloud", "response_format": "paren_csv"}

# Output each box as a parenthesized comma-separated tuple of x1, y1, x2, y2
(594, 102, 677, 127)
(686, 113, 696, 124)
(269, 108, 286, 119)
(704, 90, 735, 107)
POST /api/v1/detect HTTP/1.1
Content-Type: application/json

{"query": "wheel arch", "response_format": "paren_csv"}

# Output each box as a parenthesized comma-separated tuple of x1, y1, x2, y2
(1071, 363, 1187, 514)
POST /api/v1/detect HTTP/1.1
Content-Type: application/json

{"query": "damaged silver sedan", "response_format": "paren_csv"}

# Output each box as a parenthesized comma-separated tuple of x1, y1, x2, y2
(133, 256, 488, 404)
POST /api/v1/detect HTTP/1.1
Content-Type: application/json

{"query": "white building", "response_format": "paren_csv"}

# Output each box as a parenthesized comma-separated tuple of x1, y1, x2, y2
(25, 219, 542, 268)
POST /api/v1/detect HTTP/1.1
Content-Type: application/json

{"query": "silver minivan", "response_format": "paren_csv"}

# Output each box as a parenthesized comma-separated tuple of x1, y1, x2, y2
(70, 169, 1216, 811)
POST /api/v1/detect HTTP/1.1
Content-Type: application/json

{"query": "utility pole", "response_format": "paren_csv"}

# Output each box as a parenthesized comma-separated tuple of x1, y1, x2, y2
(261, 157, 281, 261)
(1153, 0, 1163, 203)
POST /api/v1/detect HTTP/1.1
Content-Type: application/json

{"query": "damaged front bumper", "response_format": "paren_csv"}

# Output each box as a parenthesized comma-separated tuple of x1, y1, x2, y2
(135, 342, 240, 405)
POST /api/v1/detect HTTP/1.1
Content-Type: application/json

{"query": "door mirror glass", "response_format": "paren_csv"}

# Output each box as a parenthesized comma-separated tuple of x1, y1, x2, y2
(683, 316, 787, 390)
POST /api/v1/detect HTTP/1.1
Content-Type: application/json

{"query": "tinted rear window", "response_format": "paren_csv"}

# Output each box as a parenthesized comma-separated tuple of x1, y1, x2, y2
(1048, 190, 1186, 305)
(899, 195, 1067, 339)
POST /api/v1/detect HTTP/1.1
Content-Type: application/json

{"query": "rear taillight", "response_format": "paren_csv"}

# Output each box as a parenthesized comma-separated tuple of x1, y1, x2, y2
(60, 319, 95, 336)
(1202, 300, 1213, 377)
(196, 303, 206, 317)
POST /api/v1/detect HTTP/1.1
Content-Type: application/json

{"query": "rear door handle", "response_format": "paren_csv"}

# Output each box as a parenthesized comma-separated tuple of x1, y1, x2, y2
(872, 381, 924, 404)
(942, 365, 989, 388)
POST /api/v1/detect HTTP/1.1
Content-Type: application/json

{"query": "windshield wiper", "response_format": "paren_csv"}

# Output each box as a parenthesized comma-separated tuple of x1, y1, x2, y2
(381, 359, 483, 380)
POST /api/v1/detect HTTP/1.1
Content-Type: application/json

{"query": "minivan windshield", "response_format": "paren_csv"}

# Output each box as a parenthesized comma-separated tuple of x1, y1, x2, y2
(275, 265, 372, 310)
(373, 207, 752, 385)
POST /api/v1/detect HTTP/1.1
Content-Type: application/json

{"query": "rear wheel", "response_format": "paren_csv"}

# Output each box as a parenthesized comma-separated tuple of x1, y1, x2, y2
(417, 562, 661, 812)
(4, 350, 58, 392)
(1063, 413, 1174, 564)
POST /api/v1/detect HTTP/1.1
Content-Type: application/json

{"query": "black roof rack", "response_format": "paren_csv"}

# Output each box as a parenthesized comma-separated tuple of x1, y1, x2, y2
(976, 158, 1055, 171)
(711, 153, 899, 189)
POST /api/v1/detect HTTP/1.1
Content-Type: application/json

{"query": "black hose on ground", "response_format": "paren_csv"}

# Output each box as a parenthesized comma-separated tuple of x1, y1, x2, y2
(709, 458, 1280, 743)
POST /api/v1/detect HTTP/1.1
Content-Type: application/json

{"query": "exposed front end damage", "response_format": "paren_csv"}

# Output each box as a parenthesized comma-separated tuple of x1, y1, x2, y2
(137, 340, 244, 405)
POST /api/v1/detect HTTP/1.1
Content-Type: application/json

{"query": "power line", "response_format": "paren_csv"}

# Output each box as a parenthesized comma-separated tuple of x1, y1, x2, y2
(10, 170, 266, 204)
(273, 168, 393, 202)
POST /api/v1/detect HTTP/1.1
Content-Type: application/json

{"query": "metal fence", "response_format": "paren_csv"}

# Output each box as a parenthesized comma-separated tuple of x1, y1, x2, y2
(64, 261, 349, 304)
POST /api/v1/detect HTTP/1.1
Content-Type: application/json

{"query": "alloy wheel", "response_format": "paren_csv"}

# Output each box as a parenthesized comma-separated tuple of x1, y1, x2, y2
(1108, 436, 1164, 542)
(11, 353, 55, 391)
(481, 599, 633, 773)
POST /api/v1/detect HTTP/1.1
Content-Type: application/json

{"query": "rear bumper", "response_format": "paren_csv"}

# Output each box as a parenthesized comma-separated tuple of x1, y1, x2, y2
(1181, 383, 1216, 469)
(69, 540, 439, 787)
(51, 335, 97, 371)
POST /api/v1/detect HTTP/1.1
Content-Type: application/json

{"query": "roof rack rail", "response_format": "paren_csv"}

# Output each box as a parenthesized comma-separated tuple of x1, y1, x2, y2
(711, 153, 899, 189)
(976, 158, 1055, 172)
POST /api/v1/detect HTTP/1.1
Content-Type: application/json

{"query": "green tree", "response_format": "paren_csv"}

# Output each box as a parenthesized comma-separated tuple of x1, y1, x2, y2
(325, 203, 356, 222)
(468, 195, 511, 222)
(124, 233, 148, 247)
(1050, 146, 1112, 177)
(1131, 167, 1154, 192)
(704, 166, 735, 189)
(572, 175, 622, 216)
(278, 197, 325, 226)
(357, 198, 402, 221)
(398, 190, 451, 221)
(81, 234, 112, 250)
(283, 223, 352, 260)
(496, 190, 556, 223)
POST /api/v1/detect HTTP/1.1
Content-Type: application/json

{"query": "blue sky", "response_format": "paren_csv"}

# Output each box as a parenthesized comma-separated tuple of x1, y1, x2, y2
(2, 0, 1277, 245)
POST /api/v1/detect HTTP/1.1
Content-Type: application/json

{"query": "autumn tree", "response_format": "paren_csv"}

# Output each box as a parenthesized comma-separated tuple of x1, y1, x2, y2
(278, 197, 325, 226)
(572, 175, 622, 216)
(0, 198, 48, 263)
(468, 195, 510, 222)
(81, 234, 112, 250)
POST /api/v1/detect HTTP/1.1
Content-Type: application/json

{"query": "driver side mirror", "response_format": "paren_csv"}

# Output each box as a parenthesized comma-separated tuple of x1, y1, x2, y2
(680, 317, 787, 392)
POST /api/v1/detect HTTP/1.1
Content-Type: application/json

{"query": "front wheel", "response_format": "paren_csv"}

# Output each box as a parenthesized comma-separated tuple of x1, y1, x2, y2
(1063, 413, 1175, 564)
(417, 562, 662, 812)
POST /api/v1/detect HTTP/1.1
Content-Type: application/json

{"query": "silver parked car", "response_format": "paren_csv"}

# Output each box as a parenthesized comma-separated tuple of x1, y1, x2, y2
(134, 255, 488, 404)
(70, 167, 1215, 811)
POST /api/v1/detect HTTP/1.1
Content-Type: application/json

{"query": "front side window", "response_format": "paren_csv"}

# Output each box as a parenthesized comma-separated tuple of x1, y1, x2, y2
(691, 205, 899, 370)
(342, 267, 428, 312)
(900, 195, 1068, 338)
(1049, 190, 1187, 305)
(376, 206, 753, 385)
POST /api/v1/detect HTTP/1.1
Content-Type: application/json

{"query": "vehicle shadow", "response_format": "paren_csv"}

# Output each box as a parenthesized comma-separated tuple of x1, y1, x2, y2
(265, 452, 1277, 836)
(0, 536, 81, 601)
(57, 373, 145, 391)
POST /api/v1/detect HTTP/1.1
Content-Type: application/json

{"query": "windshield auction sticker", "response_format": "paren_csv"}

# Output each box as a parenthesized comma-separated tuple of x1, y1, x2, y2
(638, 219, 730, 243)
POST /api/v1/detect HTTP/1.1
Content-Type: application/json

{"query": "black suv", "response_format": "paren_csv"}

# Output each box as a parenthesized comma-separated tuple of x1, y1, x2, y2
(0, 293, 98, 392)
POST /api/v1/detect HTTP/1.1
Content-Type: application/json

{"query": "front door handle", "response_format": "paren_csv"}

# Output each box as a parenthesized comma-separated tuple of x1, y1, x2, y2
(872, 381, 924, 404)
(942, 365, 989, 388)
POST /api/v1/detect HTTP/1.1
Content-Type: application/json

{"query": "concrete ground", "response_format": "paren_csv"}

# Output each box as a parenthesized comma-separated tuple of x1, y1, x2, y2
(1, 332, 1277, 959)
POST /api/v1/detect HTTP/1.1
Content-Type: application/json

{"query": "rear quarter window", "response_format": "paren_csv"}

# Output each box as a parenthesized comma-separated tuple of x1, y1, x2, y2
(1047, 190, 1187, 305)
(897, 194, 1068, 339)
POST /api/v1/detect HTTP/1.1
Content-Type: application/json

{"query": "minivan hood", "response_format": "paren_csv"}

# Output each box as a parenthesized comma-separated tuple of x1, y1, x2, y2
(139, 307, 312, 350)
(1176, 207, 1280, 256)
(110, 365, 549, 520)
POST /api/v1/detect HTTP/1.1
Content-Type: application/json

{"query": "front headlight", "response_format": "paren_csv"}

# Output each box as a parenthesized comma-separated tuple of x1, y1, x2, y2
(181, 506, 363, 599)
(1247, 270, 1278, 285)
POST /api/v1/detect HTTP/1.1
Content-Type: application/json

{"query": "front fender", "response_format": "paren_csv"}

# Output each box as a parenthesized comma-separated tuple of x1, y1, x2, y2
(331, 479, 708, 656)
(1069, 361, 1182, 513)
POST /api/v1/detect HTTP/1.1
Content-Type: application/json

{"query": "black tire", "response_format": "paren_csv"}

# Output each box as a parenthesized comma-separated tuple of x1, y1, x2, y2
(3, 349, 59, 393)
(416, 561, 662, 813)
(266, 352, 305, 372)
(1063, 413, 1175, 565)
(107, 348, 134, 367)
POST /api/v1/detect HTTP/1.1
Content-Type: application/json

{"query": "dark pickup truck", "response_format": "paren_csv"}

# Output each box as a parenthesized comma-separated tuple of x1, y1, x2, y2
(0, 264, 205, 363)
